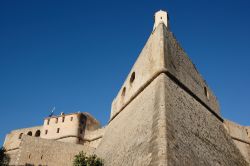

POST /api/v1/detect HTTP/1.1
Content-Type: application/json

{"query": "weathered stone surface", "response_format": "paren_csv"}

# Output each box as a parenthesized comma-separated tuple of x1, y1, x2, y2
(2, 10, 249, 166)
(224, 120, 250, 163)
(111, 22, 166, 120)
(96, 20, 247, 165)
(96, 75, 165, 166)
(111, 23, 221, 123)
(163, 25, 220, 116)
(4, 126, 42, 151)
(16, 135, 94, 166)
(163, 74, 247, 166)
(96, 73, 248, 166)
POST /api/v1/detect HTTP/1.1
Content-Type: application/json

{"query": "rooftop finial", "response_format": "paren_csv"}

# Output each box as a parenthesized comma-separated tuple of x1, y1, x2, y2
(153, 10, 169, 30)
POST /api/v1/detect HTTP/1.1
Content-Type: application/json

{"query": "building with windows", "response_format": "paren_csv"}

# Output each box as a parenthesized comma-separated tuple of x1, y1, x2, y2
(3, 112, 103, 165)
(3, 10, 250, 166)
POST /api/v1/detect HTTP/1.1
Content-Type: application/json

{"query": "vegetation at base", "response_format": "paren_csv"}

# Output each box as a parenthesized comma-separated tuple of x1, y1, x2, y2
(0, 147, 10, 166)
(73, 151, 103, 166)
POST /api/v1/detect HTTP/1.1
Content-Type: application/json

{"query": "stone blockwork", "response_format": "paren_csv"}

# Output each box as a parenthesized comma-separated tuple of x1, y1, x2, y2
(96, 74, 165, 166)
(84, 127, 106, 148)
(163, 25, 220, 116)
(97, 18, 247, 165)
(16, 135, 94, 166)
(97, 73, 248, 166)
(224, 120, 250, 163)
(2, 10, 249, 166)
(111, 22, 166, 120)
(4, 126, 42, 151)
(111, 23, 221, 123)
(3, 126, 42, 165)
(3, 112, 103, 165)
(163, 74, 247, 165)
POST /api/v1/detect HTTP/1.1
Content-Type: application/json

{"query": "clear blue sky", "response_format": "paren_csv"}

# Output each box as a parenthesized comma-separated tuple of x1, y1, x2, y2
(0, 0, 249, 145)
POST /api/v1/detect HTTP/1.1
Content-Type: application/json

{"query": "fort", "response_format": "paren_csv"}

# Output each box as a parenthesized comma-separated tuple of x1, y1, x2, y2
(3, 10, 250, 166)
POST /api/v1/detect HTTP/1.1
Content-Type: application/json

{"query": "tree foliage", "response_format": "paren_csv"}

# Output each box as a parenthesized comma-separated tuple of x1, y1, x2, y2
(0, 147, 10, 166)
(73, 151, 103, 166)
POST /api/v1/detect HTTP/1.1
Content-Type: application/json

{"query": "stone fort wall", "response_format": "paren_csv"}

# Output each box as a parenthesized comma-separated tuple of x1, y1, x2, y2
(3, 126, 42, 165)
(4, 126, 42, 151)
(3, 112, 104, 165)
(96, 23, 248, 165)
(16, 135, 95, 166)
(2, 10, 250, 166)
(84, 127, 105, 149)
(224, 120, 250, 163)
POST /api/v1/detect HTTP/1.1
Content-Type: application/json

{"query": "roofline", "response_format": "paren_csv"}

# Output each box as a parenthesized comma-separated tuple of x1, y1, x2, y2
(44, 112, 83, 120)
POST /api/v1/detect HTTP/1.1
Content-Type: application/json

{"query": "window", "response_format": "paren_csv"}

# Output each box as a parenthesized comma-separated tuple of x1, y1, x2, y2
(80, 129, 83, 134)
(45, 130, 48, 135)
(28, 154, 31, 159)
(41, 155, 43, 160)
(130, 72, 135, 85)
(35, 130, 41, 137)
(62, 117, 65, 122)
(19, 133, 23, 139)
(204, 86, 210, 100)
(57, 128, 60, 133)
(27, 131, 32, 136)
(47, 119, 50, 125)
(71, 117, 73, 121)
(121, 87, 126, 97)
(55, 118, 58, 124)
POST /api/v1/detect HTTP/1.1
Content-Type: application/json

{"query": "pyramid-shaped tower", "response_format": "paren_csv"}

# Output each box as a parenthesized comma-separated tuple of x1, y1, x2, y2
(96, 10, 248, 165)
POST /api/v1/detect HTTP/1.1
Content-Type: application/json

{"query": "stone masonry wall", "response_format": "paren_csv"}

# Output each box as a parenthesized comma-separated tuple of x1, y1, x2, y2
(84, 127, 105, 148)
(163, 25, 220, 116)
(4, 126, 42, 151)
(96, 74, 166, 166)
(16, 135, 94, 166)
(163, 74, 247, 165)
(224, 120, 250, 163)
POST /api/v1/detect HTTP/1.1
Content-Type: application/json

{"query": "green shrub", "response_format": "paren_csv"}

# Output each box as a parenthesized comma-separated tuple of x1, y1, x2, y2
(73, 151, 103, 166)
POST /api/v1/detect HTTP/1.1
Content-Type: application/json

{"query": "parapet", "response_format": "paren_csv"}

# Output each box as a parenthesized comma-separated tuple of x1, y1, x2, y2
(3, 126, 42, 151)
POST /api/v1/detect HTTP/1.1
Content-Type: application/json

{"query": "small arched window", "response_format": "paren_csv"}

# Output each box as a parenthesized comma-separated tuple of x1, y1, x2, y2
(62, 117, 65, 123)
(121, 87, 126, 97)
(35, 130, 41, 137)
(55, 118, 58, 124)
(27, 131, 32, 136)
(70, 117, 73, 121)
(204, 86, 210, 100)
(19, 133, 23, 139)
(130, 72, 135, 85)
